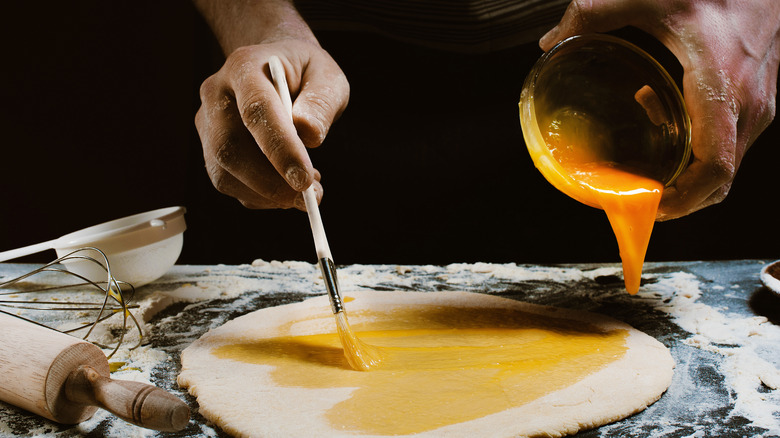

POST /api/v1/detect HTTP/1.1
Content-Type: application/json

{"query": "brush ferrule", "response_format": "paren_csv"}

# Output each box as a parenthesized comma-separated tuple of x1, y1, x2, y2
(319, 257, 343, 314)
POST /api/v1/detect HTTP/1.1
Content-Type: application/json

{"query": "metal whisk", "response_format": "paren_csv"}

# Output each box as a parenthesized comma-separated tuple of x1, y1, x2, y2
(0, 247, 142, 358)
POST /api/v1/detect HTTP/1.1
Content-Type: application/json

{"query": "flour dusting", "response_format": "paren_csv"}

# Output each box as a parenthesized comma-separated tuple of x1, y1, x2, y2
(644, 271, 780, 435)
(1, 260, 777, 437)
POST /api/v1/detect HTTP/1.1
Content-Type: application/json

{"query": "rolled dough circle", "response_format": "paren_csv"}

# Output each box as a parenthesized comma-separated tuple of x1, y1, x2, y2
(178, 291, 674, 437)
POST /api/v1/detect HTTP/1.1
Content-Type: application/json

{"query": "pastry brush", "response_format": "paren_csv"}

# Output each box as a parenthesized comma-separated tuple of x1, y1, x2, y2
(268, 55, 381, 371)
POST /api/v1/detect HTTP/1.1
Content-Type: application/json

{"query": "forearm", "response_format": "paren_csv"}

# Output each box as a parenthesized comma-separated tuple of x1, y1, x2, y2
(193, 0, 318, 54)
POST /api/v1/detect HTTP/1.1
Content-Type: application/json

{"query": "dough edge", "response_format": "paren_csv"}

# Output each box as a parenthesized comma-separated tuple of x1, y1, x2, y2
(178, 290, 675, 438)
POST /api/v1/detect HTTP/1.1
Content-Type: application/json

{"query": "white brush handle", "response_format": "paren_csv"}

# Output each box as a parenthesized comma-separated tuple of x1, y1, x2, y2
(302, 186, 332, 260)
(269, 56, 293, 121)
(268, 55, 333, 262)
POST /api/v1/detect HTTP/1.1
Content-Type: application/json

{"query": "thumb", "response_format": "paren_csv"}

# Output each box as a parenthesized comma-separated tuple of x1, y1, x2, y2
(292, 62, 350, 148)
(540, 0, 656, 51)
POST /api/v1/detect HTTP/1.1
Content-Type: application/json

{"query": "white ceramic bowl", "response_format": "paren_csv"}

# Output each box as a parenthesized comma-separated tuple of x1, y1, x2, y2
(49, 206, 187, 287)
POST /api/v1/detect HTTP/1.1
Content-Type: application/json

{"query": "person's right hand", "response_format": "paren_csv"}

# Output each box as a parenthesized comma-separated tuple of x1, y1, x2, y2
(195, 38, 350, 210)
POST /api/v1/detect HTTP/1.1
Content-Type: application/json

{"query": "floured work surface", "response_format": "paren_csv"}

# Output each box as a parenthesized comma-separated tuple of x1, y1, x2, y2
(0, 260, 778, 437)
(178, 291, 673, 437)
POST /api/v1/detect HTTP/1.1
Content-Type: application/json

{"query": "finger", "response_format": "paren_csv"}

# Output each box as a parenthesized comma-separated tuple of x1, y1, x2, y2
(201, 142, 324, 211)
(203, 155, 285, 209)
(228, 49, 315, 192)
(658, 69, 739, 219)
(540, 0, 657, 50)
(292, 54, 350, 148)
(197, 78, 304, 207)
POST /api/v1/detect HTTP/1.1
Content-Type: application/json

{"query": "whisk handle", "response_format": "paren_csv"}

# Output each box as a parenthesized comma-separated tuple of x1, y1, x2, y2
(0, 239, 58, 262)
(65, 365, 190, 432)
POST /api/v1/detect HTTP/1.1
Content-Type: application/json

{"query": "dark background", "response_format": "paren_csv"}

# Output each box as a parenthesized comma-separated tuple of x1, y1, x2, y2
(1, 1, 777, 267)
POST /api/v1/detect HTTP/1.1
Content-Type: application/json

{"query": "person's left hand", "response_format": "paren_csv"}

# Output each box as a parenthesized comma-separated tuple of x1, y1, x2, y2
(540, 0, 780, 220)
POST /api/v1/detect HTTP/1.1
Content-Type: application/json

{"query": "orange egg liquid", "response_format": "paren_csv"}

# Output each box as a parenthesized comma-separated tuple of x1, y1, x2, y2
(525, 108, 664, 295)
(567, 162, 662, 294)
(214, 303, 628, 435)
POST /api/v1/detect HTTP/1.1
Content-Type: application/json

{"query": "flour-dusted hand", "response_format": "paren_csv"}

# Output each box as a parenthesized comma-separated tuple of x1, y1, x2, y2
(540, 0, 780, 220)
(194, 0, 349, 210)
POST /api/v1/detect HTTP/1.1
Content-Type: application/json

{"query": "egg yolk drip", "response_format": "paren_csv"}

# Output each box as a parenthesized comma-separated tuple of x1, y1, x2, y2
(568, 163, 662, 294)
(533, 110, 664, 295)
(215, 304, 628, 435)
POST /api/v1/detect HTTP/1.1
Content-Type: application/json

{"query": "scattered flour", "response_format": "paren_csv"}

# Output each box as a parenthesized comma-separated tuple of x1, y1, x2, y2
(644, 272, 780, 435)
(445, 262, 589, 283)
(1, 261, 778, 437)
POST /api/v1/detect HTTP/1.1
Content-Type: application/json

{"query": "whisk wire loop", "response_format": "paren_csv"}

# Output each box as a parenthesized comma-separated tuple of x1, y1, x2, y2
(0, 247, 142, 358)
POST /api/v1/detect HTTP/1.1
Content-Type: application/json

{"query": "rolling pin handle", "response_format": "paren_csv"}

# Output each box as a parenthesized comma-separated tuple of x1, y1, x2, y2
(65, 365, 190, 432)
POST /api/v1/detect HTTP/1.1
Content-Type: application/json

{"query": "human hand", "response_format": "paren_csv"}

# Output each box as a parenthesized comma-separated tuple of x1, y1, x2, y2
(540, 0, 780, 220)
(194, 3, 349, 210)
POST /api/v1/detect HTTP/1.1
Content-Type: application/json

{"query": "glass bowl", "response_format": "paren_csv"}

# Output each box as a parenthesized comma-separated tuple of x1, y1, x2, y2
(519, 33, 691, 209)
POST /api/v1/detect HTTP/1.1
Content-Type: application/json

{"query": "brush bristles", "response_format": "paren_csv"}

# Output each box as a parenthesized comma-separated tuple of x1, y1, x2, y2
(335, 311, 383, 371)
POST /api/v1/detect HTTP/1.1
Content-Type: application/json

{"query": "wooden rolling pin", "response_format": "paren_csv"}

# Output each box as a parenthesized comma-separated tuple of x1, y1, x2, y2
(0, 311, 189, 431)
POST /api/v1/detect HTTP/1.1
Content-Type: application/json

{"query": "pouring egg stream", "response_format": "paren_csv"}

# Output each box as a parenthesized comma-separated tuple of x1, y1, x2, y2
(525, 120, 664, 295)
(519, 34, 691, 295)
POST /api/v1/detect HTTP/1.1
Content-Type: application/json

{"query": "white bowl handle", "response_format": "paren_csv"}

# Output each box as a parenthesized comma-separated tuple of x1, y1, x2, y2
(0, 239, 58, 263)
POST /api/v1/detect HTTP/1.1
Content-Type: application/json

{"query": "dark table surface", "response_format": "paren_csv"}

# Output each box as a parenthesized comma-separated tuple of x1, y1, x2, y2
(1, 260, 779, 437)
